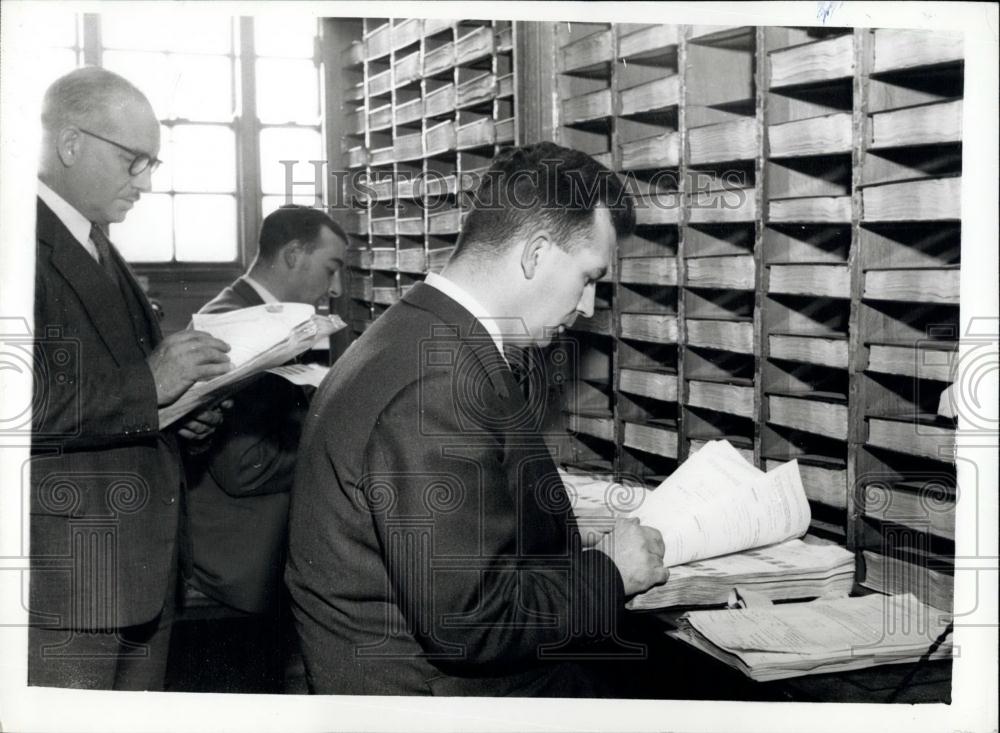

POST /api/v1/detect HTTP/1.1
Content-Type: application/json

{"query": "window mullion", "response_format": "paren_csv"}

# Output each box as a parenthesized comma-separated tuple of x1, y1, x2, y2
(237, 16, 262, 269)
(81, 13, 101, 65)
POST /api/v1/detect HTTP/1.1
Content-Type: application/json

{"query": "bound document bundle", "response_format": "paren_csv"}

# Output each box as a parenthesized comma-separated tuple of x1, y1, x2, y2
(627, 539, 854, 610)
(668, 593, 954, 681)
(158, 303, 346, 428)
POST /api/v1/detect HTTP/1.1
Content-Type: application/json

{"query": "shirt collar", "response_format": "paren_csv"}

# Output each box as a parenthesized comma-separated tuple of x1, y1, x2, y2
(424, 272, 506, 363)
(241, 274, 281, 304)
(37, 179, 98, 259)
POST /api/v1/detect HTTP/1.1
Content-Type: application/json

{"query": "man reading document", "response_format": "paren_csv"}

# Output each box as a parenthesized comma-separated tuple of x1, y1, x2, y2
(30, 67, 231, 690)
(286, 143, 668, 697)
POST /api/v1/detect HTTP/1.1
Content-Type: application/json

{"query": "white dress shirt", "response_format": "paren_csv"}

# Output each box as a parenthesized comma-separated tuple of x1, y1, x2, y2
(424, 272, 507, 365)
(37, 179, 99, 261)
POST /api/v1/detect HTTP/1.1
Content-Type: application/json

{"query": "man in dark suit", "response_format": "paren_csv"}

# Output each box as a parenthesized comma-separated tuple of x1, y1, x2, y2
(286, 142, 669, 696)
(180, 205, 346, 691)
(29, 67, 232, 690)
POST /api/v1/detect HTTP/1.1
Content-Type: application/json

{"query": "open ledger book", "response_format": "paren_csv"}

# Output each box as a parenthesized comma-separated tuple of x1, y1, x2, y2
(158, 303, 346, 429)
(559, 440, 853, 608)
(668, 592, 953, 681)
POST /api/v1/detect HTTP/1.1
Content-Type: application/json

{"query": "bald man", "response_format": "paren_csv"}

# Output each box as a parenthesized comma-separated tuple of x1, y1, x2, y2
(29, 66, 232, 690)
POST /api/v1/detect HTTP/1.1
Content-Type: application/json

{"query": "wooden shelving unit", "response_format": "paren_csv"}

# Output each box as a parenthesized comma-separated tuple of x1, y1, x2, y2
(546, 22, 964, 611)
(329, 20, 964, 613)
(337, 18, 517, 336)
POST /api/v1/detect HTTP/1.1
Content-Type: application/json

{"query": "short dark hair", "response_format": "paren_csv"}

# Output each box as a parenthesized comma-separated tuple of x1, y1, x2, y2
(257, 205, 347, 261)
(453, 142, 635, 261)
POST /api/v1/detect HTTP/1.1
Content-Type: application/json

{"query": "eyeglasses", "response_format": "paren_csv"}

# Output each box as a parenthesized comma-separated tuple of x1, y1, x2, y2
(78, 128, 163, 176)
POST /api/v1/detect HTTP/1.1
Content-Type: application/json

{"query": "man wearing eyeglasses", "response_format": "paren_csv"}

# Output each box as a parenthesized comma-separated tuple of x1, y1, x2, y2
(29, 66, 233, 690)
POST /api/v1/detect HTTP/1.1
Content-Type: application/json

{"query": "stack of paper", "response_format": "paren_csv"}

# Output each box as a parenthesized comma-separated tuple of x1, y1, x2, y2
(160, 304, 346, 428)
(627, 539, 854, 610)
(191, 303, 316, 368)
(669, 593, 953, 681)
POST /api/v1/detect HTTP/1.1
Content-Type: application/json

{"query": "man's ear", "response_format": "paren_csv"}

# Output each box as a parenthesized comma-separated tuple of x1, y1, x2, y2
(56, 127, 82, 168)
(520, 230, 552, 280)
(282, 239, 303, 269)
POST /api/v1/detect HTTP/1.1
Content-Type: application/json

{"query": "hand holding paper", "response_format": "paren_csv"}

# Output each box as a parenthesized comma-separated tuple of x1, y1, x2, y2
(593, 517, 669, 596)
(627, 440, 811, 568)
(147, 329, 233, 406)
(158, 304, 346, 429)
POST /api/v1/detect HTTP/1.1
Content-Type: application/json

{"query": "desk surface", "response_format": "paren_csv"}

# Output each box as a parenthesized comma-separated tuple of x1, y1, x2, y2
(607, 611, 952, 704)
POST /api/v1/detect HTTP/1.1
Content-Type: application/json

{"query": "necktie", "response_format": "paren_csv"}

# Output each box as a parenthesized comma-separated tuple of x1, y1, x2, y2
(89, 223, 121, 288)
(504, 344, 532, 402)
(90, 222, 155, 349)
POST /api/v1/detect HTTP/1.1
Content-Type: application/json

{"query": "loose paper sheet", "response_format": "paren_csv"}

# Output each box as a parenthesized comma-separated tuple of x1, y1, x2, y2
(266, 362, 330, 388)
(628, 440, 810, 567)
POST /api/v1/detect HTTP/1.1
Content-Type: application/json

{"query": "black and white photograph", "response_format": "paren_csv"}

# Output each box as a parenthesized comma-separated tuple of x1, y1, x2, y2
(0, 2, 996, 732)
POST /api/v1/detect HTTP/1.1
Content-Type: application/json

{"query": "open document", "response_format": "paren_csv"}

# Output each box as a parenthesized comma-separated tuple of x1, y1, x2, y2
(560, 440, 837, 608)
(628, 440, 811, 568)
(158, 303, 346, 428)
(669, 593, 954, 681)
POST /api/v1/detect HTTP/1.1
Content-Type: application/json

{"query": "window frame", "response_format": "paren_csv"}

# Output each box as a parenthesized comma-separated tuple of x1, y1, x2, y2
(72, 12, 324, 277)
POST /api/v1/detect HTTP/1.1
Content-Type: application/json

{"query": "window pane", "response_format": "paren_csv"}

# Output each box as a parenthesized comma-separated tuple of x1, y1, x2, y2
(174, 195, 237, 261)
(171, 54, 234, 122)
(261, 194, 326, 220)
(171, 125, 236, 192)
(256, 58, 319, 124)
(102, 50, 172, 118)
(103, 52, 233, 121)
(33, 48, 80, 95)
(259, 127, 324, 197)
(101, 12, 232, 54)
(151, 125, 173, 193)
(16, 10, 78, 47)
(254, 17, 317, 57)
(111, 194, 173, 263)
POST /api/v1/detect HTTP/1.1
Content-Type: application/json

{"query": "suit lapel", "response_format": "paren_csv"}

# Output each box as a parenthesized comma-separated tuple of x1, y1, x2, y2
(231, 278, 265, 307)
(402, 282, 515, 403)
(402, 283, 565, 542)
(37, 199, 150, 365)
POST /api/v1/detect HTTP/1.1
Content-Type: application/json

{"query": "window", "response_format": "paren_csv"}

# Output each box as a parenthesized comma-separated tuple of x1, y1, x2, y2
(28, 12, 83, 93)
(34, 12, 325, 266)
(255, 18, 326, 220)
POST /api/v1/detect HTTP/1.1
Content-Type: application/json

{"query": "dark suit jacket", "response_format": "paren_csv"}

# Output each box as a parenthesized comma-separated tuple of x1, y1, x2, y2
(285, 282, 626, 696)
(181, 278, 309, 614)
(31, 198, 181, 630)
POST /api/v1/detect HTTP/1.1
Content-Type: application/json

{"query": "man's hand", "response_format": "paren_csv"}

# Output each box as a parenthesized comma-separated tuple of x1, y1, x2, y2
(176, 404, 224, 441)
(593, 517, 669, 596)
(575, 512, 616, 549)
(147, 330, 232, 406)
